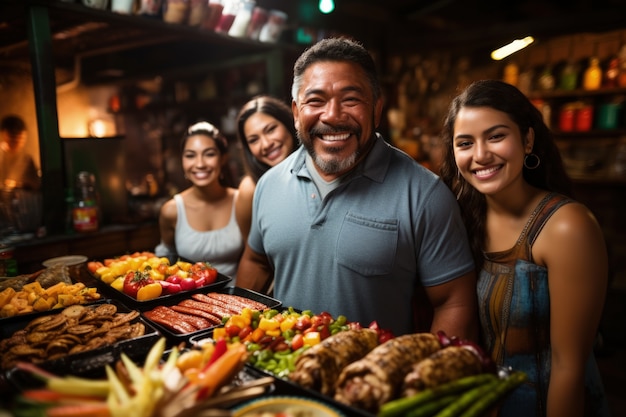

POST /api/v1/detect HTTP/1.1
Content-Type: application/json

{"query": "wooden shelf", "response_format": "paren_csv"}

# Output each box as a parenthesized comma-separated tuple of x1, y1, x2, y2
(529, 87, 626, 100)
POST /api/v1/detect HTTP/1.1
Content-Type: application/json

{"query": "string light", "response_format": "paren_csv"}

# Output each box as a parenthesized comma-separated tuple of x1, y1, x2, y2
(491, 36, 535, 60)
(319, 0, 335, 14)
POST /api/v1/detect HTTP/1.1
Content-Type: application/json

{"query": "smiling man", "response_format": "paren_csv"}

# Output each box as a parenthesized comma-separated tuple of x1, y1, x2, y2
(236, 37, 478, 338)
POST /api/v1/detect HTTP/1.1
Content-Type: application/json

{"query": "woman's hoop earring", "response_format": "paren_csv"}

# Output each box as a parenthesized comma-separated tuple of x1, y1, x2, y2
(524, 153, 541, 169)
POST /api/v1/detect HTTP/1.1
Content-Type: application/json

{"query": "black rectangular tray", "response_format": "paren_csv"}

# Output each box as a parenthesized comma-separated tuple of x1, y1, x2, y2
(0, 298, 161, 385)
(89, 271, 232, 311)
(141, 286, 281, 344)
(0, 278, 107, 335)
(245, 365, 375, 417)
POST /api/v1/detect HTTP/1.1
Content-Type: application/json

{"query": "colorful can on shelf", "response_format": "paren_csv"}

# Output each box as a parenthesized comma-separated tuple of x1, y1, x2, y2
(559, 105, 575, 132)
(575, 105, 593, 132)
(597, 102, 622, 129)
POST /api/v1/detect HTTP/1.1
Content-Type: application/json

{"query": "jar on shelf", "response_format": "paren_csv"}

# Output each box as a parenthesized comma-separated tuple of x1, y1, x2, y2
(574, 102, 594, 132)
(583, 57, 602, 90)
(245, 6, 268, 40)
(558, 103, 576, 132)
(228, 0, 255, 37)
(258, 9, 287, 43)
(202, 0, 224, 31)
(163, 0, 190, 24)
(215, 0, 240, 33)
(597, 100, 623, 130)
(187, 0, 208, 26)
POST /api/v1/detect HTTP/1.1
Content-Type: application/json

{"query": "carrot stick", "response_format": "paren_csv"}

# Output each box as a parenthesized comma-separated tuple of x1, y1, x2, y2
(45, 402, 110, 417)
(22, 389, 105, 404)
(195, 344, 247, 400)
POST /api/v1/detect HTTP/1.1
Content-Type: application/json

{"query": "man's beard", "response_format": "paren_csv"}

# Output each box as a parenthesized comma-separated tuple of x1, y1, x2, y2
(297, 126, 361, 175)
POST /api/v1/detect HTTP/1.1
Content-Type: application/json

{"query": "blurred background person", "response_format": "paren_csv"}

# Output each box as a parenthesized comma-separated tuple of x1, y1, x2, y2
(155, 121, 244, 281)
(0, 114, 40, 190)
(235, 95, 299, 241)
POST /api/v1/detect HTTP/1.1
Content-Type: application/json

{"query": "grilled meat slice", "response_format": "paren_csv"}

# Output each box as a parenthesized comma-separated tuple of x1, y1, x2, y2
(334, 332, 441, 413)
(402, 345, 484, 397)
(289, 328, 379, 396)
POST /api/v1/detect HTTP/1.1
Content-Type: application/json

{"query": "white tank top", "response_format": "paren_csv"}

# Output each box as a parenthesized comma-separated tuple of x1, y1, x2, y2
(173, 193, 244, 281)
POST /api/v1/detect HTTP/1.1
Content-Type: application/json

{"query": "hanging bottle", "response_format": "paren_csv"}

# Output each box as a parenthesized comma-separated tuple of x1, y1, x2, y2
(583, 57, 602, 90)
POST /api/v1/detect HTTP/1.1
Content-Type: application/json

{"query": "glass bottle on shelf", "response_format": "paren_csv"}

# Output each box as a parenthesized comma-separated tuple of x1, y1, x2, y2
(537, 66, 555, 91)
(583, 57, 602, 90)
(517, 66, 534, 96)
(72, 171, 100, 233)
(604, 57, 619, 88)
(559, 60, 578, 91)
(502, 61, 519, 87)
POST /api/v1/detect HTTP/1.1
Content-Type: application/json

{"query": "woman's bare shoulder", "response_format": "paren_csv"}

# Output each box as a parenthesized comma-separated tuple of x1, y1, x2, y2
(238, 176, 257, 198)
(159, 197, 178, 220)
(545, 201, 602, 238)
(533, 200, 606, 265)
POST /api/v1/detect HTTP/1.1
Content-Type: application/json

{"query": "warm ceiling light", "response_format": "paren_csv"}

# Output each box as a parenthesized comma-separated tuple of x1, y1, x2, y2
(491, 36, 535, 60)
(319, 0, 335, 14)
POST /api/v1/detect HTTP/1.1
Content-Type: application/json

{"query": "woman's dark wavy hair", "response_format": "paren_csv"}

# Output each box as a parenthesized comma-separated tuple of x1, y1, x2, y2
(440, 79, 573, 270)
(236, 95, 298, 182)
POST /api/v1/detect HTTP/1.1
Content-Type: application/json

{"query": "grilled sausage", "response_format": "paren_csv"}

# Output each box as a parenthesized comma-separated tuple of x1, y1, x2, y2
(170, 305, 223, 326)
(143, 307, 198, 334)
(289, 328, 379, 396)
(177, 300, 224, 323)
(191, 294, 240, 316)
(401, 345, 484, 397)
(205, 292, 269, 311)
(334, 332, 441, 413)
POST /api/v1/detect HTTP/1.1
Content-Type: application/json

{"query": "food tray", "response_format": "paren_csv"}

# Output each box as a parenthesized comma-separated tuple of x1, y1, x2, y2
(0, 298, 161, 388)
(90, 272, 232, 310)
(0, 275, 105, 330)
(141, 286, 281, 344)
(0, 298, 105, 340)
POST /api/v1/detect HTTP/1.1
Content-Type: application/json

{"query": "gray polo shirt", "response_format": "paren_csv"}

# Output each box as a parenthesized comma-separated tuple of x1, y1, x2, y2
(248, 135, 474, 335)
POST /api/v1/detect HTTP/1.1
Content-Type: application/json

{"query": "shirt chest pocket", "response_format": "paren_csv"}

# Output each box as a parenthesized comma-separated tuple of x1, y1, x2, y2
(336, 212, 398, 276)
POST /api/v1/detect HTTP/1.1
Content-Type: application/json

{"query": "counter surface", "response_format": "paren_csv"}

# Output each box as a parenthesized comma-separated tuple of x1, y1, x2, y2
(8, 222, 160, 274)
